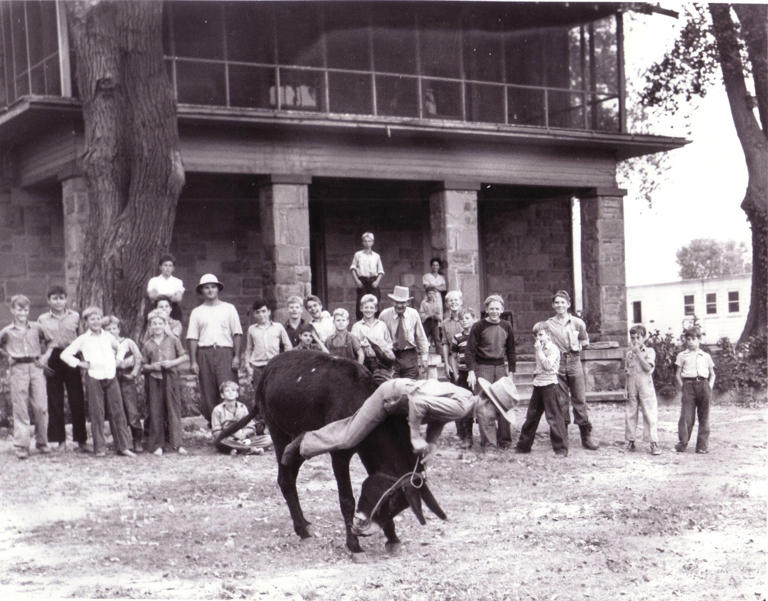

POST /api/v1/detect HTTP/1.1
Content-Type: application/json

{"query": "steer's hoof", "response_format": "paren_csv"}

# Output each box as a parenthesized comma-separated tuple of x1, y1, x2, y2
(300, 525, 317, 539)
(385, 541, 402, 556)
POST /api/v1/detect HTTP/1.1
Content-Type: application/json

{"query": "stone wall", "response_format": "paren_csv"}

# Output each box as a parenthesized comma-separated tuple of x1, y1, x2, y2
(314, 180, 432, 318)
(479, 189, 573, 347)
(0, 181, 64, 323)
(171, 196, 264, 325)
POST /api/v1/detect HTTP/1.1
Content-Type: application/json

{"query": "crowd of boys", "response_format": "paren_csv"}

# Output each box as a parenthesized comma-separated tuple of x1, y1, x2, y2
(1, 233, 716, 461)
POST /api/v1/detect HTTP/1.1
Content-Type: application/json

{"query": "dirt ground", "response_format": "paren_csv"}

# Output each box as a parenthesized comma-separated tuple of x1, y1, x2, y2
(0, 401, 766, 601)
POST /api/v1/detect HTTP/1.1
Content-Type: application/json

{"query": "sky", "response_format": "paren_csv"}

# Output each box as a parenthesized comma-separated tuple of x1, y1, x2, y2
(621, 7, 751, 287)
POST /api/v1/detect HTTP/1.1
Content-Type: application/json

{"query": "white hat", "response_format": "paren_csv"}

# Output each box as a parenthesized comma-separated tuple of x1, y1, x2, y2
(387, 285, 413, 303)
(478, 376, 520, 426)
(196, 273, 224, 293)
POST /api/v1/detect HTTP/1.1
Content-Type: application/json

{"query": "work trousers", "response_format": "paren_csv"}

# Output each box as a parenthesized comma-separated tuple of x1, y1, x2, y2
(10, 362, 48, 450)
(516, 384, 567, 452)
(117, 370, 143, 444)
(474, 363, 511, 448)
(557, 352, 591, 430)
(355, 276, 380, 321)
(678, 379, 711, 451)
(453, 370, 474, 443)
(46, 348, 87, 444)
(625, 375, 659, 443)
(146, 372, 183, 452)
(249, 365, 266, 420)
(86, 375, 131, 453)
(393, 348, 419, 379)
(197, 346, 236, 423)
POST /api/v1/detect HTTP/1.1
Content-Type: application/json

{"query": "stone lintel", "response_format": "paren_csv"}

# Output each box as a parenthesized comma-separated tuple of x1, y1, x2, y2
(436, 180, 482, 192)
(56, 161, 82, 182)
(582, 187, 627, 199)
(258, 174, 312, 187)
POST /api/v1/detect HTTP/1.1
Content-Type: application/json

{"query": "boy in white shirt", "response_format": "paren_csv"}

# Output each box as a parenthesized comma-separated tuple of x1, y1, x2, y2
(61, 307, 135, 458)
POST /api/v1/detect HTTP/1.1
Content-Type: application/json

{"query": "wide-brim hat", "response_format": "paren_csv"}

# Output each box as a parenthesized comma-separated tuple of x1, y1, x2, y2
(387, 285, 413, 303)
(478, 376, 521, 426)
(196, 273, 224, 293)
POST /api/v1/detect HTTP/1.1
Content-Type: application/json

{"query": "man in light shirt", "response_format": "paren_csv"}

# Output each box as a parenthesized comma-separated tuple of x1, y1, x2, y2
(187, 274, 243, 425)
(60, 306, 135, 457)
(378, 286, 429, 379)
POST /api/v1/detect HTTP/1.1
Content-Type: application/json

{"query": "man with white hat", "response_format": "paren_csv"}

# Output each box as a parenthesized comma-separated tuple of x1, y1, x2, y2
(187, 274, 243, 425)
(378, 286, 429, 378)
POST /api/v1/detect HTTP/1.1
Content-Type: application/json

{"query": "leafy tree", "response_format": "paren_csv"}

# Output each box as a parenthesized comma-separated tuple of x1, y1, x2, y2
(66, 0, 185, 337)
(676, 238, 751, 279)
(641, 4, 767, 343)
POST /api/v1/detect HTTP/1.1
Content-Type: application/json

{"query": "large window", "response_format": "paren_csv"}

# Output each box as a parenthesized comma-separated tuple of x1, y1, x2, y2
(0, 1, 61, 108)
(163, 2, 622, 131)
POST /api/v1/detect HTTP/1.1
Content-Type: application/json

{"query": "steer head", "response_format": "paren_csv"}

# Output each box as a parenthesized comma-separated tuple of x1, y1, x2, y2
(351, 470, 447, 536)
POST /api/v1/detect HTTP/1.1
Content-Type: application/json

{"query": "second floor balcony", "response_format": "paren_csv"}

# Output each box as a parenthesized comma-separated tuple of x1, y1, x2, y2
(1, 1, 640, 140)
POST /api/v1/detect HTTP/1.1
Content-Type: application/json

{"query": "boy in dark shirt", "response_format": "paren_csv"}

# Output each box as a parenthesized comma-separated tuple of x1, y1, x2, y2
(466, 295, 516, 449)
(451, 308, 476, 448)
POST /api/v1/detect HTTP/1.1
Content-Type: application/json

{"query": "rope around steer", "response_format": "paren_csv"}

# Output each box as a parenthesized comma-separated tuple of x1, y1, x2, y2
(356, 458, 424, 533)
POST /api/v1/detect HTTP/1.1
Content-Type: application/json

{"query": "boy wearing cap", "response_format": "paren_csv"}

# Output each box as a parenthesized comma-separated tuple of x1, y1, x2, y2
(281, 378, 481, 466)
(515, 322, 568, 456)
(379, 286, 429, 379)
(546, 289, 599, 451)
(0, 295, 53, 459)
(674, 327, 716, 454)
(350, 232, 384, 321)
(187, 274, 243, 425)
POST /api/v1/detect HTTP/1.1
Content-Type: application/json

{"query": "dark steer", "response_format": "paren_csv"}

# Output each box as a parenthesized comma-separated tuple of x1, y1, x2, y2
(221, 350, 446, 554)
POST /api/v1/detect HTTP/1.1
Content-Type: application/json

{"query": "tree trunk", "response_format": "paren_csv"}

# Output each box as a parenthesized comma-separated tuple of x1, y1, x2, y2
(66, 0, 185, 339)
(709, 4, 768, 342)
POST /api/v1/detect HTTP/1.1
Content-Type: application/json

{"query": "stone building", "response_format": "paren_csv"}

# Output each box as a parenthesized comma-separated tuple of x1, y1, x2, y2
(0, 0, 685, 355)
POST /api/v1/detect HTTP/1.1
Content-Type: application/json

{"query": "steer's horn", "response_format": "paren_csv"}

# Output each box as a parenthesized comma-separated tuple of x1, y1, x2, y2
(404, 486, 426, 525)
(419, 484, 447, 520)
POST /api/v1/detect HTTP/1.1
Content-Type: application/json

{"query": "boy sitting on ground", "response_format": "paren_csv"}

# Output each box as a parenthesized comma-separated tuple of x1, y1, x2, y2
(211, 381, 271, 455)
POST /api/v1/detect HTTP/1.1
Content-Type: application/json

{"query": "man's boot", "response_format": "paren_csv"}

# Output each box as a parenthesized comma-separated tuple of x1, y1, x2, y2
(580, 425, 599, 450)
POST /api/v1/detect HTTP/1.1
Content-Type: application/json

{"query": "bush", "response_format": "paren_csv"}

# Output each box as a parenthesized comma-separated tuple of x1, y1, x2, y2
(712, 335, 767, 404)
(646, 330, 683, 398)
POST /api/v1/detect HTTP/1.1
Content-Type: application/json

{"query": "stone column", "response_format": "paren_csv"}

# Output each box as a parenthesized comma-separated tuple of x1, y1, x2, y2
(61, 176, 89, 300)
(258, 175, 312, 319)
(580, 187, 628, 343)
(429, 181, 482, 313)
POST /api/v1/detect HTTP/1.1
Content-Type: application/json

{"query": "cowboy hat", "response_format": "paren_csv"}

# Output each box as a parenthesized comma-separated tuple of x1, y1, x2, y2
(387, 285, 413, 303)
(478, 376, 520, 426)
(196, 273, 224, 293)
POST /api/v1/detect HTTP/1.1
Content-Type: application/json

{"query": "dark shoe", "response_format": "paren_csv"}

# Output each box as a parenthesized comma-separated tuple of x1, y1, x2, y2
(675, 442, 687, 453)
(626, 441, 636, 452)
(554, 448, 568, 457)
(281, 433, 304, 466)
(579, 425, 599, 450)
(650, 442, 662, 455)
(514, 445, 530, 454)
(695, 448, 709, 454)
